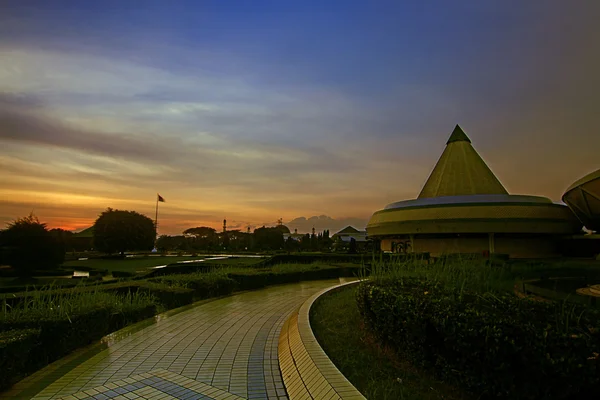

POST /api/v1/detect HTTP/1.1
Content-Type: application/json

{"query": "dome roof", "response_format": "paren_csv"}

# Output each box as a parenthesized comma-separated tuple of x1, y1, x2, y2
(275, 225, 291, 234)
(562, 168, 600, 231)
(418, 125, 508, 198)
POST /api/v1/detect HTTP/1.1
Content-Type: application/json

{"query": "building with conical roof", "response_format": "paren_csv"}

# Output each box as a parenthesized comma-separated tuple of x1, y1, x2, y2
(418, 125, 508, 198)
(367, 125, 582, 258)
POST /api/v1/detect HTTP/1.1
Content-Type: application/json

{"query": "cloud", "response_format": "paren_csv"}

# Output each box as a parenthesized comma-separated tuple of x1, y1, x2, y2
(0, 94, 184, 163)
(1, 1, 600, 234)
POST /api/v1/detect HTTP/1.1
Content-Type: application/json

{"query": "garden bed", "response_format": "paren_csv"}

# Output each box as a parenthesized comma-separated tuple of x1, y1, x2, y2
(311, 284, 469, 400)
(356, 278, 600, 399)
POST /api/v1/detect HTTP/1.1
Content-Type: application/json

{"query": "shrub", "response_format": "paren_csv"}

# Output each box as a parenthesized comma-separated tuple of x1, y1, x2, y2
(151, 271, 237, 300)
(0, 328, 41, 390)
(111, 270, 136, 278)
(137, 282, 194, 308)
(357, 279, 600, 399)
(0, 290, 157, 391)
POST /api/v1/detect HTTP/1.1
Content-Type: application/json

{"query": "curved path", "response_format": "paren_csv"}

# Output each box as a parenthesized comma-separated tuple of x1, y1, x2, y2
(3, 279, 352, 400)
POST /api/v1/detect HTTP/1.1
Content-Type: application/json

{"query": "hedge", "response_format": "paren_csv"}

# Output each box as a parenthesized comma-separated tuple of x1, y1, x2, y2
(152, 265, 361, 296)
(0, 329, 41, 389)
(0, 296, 157, 391)
(357, 279, 600, 399)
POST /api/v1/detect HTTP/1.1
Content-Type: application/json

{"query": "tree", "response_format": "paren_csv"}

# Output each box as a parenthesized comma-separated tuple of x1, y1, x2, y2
(156, 235, 189, 252)
(49, 228, 74, 254)
(253, 227, 284, 250)
(0, 213, 65, 276)
(183, 227, 219, 251)
(93, 208, 155, 255)
(348, 237, 357, 254)
(285, 236, 300, 252)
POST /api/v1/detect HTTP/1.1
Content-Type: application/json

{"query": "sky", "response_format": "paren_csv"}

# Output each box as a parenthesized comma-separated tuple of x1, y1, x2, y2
(1, 0, 599, 234)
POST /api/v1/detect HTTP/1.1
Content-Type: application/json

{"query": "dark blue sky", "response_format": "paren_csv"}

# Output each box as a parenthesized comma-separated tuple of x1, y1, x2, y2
(1, 0, 599, 232)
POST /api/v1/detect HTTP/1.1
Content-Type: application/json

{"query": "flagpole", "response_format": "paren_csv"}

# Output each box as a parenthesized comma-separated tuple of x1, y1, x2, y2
(155, 194, 159, 233)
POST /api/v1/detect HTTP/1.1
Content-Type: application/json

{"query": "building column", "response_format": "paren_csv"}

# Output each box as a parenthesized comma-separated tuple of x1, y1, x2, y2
(488, 233, 495, 254)
(409, 234, 415, 253)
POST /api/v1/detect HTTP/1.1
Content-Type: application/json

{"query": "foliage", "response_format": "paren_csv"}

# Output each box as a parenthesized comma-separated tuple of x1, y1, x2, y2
(151, 263, 360, 297)
(62, 255, 201, 273)
(93, 208, 156, 254)
(151, 270, 237, 300)
(0, 214, 65, 275)
(0, 328, 41, 390)
(356, 279, 600, 399)
(49, 228, 74, 255)
(0, 288, 157, 391)
(256, 253, 368, 267)
(156, 235, 189, 252)
(0, 286, 156, 325)
(253, 226, 284, 250)
(183, 226, 218, 238)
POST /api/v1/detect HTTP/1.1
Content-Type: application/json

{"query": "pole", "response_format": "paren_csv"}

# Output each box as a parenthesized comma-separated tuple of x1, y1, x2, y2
(154, 195, 159, 249)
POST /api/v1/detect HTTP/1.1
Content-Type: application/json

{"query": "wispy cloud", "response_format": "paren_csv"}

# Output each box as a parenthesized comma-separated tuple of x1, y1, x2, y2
(1, 1, 599, 233)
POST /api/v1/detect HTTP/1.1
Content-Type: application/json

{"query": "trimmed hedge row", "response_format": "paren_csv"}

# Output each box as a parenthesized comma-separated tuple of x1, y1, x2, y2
(256, 254, 370, 267)
(0, 299, 157, 391)
(356, 279, 600, 399)
(152, 265, 361, 297)
(0, 329, 40, 390)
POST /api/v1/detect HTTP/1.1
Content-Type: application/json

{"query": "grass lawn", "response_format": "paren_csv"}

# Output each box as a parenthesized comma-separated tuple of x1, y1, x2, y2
(62, 256, 263, 273)
(310, 285, 470, 400)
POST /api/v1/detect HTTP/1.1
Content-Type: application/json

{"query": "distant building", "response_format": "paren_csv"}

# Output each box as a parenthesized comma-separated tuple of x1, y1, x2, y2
(332, 226, 368, 243)
(283, 228, 305, 242)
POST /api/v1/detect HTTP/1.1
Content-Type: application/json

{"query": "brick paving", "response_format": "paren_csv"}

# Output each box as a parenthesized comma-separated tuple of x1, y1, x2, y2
(2, 279, 343, 400)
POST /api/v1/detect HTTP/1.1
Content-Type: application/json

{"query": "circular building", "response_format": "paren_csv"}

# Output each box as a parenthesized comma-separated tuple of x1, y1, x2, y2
(562, 169, 600, 232)
(367, 125, 582, 258)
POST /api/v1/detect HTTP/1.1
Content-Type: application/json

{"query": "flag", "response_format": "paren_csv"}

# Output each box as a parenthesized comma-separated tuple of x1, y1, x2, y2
(157, 194, 165, 203)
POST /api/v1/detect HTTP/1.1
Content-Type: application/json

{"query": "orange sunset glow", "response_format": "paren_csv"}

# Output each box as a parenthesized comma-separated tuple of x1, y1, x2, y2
(1, 1, 599, 235)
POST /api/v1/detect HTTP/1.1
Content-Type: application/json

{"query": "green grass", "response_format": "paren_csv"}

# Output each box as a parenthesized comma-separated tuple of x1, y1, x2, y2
(62, 256, 262, 273)
(365, 257, 600, 294)
(310, 285, 470, 400)
(153, 262, 354, 285)
(1, 283, 156, 323)
(202, 257, 263, 267)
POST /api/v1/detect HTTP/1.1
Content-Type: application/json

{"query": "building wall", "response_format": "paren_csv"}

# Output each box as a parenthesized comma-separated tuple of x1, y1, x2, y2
(494, 236, 560, 258)
(412, 236, 489, 256)
(381, 234, 560, 258)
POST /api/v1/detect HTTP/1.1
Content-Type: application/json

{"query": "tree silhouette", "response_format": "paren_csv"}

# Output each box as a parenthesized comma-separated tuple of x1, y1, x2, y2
(93, 208, 155, 255)
(0, 213, 65, 276)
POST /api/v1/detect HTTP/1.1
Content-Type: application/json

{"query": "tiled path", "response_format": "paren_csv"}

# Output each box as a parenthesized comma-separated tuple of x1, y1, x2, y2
(2, 279, 346, 400)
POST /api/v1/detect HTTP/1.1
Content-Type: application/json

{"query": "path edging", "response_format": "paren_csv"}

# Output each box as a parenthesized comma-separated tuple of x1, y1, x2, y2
(279, 279, 366, 400)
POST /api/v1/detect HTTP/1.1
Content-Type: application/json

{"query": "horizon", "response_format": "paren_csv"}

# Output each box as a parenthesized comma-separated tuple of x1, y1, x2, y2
(1, 1, 599, 235)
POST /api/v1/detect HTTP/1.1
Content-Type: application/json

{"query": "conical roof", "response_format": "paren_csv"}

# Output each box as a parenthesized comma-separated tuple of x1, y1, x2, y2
(418, 125, 508, 198)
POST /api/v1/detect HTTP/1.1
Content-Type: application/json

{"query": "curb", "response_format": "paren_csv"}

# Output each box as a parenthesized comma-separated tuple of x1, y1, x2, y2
(278, 280, 366, 399)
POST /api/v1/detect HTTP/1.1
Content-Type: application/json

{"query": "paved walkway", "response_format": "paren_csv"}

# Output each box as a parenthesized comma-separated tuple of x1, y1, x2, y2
(3, 279, 346, 400)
